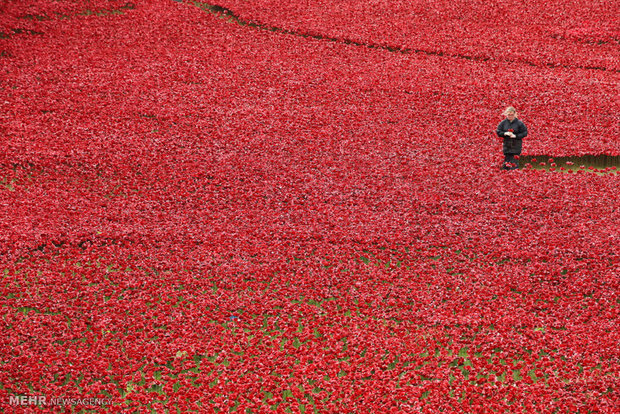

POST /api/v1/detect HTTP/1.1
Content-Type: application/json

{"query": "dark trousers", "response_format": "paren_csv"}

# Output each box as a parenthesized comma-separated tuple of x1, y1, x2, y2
(503, 153, 520, 170)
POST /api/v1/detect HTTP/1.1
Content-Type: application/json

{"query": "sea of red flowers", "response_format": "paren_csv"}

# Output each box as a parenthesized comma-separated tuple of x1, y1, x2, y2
(1, 0, 618, 412)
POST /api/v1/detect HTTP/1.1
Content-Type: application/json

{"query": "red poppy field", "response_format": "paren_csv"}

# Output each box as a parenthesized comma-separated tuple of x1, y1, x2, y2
(1, 0, 619, 412)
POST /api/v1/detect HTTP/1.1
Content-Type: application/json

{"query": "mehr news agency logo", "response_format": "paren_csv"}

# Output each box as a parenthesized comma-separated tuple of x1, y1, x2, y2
(8, 395, 112, 407)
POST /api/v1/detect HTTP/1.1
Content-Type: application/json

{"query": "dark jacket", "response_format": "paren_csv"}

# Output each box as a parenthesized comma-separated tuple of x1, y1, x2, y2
(497, 118, 528, 154)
